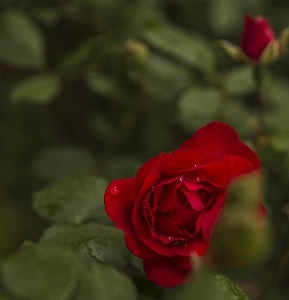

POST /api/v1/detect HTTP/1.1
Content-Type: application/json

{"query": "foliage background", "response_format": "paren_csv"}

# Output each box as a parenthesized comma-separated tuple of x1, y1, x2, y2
(1, 0, 289, 299)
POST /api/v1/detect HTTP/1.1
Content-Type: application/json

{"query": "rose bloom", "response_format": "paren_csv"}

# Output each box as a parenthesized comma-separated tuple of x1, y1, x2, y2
(241, 14, 278, 61)
(104, 122, 261, 287)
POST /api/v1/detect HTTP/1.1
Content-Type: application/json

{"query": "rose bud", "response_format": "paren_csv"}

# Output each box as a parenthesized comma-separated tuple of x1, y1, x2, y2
(104, 122, 264, 287)
(241, 15, 279, 64)
(220, 14, 289, 65)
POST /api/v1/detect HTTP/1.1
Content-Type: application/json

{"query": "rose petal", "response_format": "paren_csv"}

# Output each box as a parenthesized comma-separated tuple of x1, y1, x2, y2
(158, 181, 180, 212)
(104, 179, 160, 259)
(179, 122, 260, 170)
(171, 255, 192, 270)
(182, 190, 204, 211)
(197, 162, 232, 187)
(136, 229, 207, 257)
(143, 257, 189, 287)
(215, 155, 254, 177)
(201, 194, 225, 241)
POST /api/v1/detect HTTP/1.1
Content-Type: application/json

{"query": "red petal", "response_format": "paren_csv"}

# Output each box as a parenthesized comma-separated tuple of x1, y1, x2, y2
(202, 195, 225, 241)
(215, 155, 254, 177)
(143, 257, 189, 287)
(179, 122, 260, 170)
(136, 229, 207, 257)
(104, 179, 160, 259)
(171, 255, 192, 270)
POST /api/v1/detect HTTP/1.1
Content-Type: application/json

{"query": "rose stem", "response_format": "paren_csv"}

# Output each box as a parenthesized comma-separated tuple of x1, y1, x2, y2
(253, 65, 267, 139)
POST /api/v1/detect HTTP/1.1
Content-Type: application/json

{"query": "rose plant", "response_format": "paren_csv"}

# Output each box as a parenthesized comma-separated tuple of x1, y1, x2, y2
(104, 122, 262, 287)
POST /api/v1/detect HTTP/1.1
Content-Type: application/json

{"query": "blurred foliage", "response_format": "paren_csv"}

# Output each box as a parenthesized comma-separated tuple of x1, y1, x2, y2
(0, 0, 289, 299)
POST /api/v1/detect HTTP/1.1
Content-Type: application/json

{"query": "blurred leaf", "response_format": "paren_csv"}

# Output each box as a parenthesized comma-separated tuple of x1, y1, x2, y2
(29, 7, 61, 26)
(207, 0, 265, 36)
(89, 112, 115, 139)
(103, 156, 143, 181)
(224, 66, 255, 96)
(58, 37, 102, 71)
(207, 0, 242, 36)
(0, 293, 17, 300)
(85, 72, 125, 99)
(72, 0, 126, 19)
(0, 243, 84, 300)
(40, 223, 130, 270)
(144, 54, 197, 103)
(31, 145, 97, 181)
(33, 175, 110, 224)
(178, 87, 222, 130)
(11, 74, 61, 104)
(222, 100, 256, 137)
(74, 263, 137, 300)
(166, 269, 249, 300)
(143, 24, 215, 75)
(0, 9, 45, 68)
(267, 78, 289, 134)
(140, 116, 172, 156)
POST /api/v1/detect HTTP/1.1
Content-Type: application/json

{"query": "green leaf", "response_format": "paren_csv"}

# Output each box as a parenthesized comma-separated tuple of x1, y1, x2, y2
(0, 243, 84, 300)
(75, 263, 137, 300)
(31, 145, 97, 181)
(166, 269, 249, 300)
(0, 9, 45, 68)
(85, 72, 125, 99)
(224, 66, 255, 96)
(11, 74, 61, 104)
(40, 223, 130, 270)
(33, 175, 110, 224)
(178, 87, 222, 131)
(143, 24, 215, 75)
(0, 294, 16, 300)
(214, 274, 250, 300)
(58, 37, 101, 71)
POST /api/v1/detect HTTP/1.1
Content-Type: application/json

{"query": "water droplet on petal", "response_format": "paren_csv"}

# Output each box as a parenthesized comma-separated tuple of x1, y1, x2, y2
(110, 185, 119, 195)
(152, 181, 159, 189)
(184, 242, 188, 247)
(134, 249, 140, 256)
(168, 235, 174, 240)
(197, 175, 207, 181)
(175, 241, 179, 245)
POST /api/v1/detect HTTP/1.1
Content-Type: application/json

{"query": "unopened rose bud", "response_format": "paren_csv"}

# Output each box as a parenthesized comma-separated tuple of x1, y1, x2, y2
(220, 14, 289, 65)
(241, 15, 279, 63)
(122, 40, 149, 67)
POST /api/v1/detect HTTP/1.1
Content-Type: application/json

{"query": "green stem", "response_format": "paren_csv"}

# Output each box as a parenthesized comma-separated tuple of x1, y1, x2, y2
(253, 65, 267, 137)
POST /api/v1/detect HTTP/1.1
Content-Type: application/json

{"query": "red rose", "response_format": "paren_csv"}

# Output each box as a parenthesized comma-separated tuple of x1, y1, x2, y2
(104, 122, 261, 287)
(241, 14, 278, 61)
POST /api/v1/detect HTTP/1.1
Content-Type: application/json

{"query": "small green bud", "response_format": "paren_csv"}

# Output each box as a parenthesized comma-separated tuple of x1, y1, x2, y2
(122, 40, 150, 67)
(213, 208, 271, 266)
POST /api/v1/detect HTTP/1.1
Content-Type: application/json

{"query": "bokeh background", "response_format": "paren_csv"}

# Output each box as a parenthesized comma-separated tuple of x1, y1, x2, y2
(1, 0, 289, 299)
